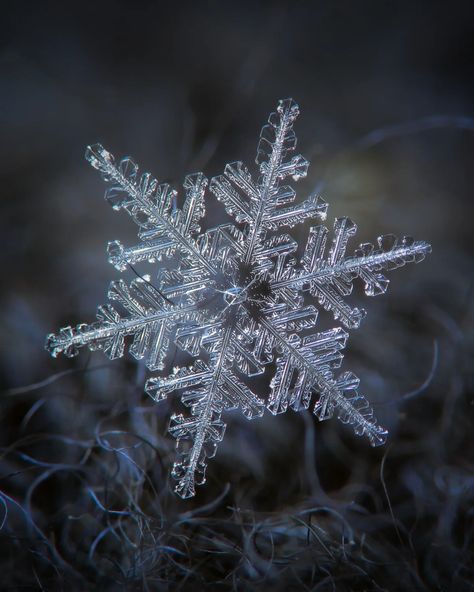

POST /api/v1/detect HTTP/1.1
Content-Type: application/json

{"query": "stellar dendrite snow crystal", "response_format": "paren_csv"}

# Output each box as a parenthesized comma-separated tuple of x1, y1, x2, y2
(46, 99, 431, 498)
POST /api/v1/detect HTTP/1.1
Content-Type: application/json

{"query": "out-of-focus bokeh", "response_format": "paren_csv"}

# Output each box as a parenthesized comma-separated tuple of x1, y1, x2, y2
(1, 1, 473, 590)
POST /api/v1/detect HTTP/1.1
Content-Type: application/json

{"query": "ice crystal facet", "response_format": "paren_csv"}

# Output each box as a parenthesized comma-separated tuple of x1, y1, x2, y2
(46, 99, 431, 498)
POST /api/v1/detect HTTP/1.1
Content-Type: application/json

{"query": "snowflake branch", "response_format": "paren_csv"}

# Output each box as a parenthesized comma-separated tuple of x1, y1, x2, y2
(86, 144, 217, 276)
(259, 317, 387, 446)
(46, 279, 199, 371)
(272, 229, 431, 328)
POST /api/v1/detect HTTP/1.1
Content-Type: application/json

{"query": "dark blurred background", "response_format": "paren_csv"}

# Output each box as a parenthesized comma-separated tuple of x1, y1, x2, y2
(1, 1, 473, 590)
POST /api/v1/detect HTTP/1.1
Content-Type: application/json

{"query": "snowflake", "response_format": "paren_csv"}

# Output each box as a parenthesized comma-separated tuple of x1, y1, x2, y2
(46, 99, 431, 498)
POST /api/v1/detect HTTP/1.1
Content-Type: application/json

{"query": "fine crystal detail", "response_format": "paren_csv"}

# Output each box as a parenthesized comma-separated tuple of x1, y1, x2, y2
(46, 99, 431, 498)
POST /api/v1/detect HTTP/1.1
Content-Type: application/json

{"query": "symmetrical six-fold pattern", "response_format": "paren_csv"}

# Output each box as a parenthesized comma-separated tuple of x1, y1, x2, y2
(46, 99, 431, 498)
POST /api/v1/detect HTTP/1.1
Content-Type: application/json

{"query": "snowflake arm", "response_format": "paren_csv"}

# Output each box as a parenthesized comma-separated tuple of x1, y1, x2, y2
(271, 219, 431, 328)
(259, 315, 387, 446)
(86, 144, 216, 276)
(46, 277, 200, 371)
(210, 99, 327, 269)
(146, 325, 264, 498)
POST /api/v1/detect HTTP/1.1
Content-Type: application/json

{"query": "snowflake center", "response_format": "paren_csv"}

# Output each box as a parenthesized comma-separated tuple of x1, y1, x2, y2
(223, 286, 247, 306)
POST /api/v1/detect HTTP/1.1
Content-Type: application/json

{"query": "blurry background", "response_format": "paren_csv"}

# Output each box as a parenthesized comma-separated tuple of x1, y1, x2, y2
(0, 1, 473, 590)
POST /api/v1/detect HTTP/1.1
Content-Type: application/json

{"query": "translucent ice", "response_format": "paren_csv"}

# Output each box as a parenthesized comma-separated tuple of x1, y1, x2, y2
(46, 99, 431, 498)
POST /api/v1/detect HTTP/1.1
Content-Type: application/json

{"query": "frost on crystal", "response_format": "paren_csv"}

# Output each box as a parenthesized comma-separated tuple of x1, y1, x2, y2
(46, 99, 431, 498)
